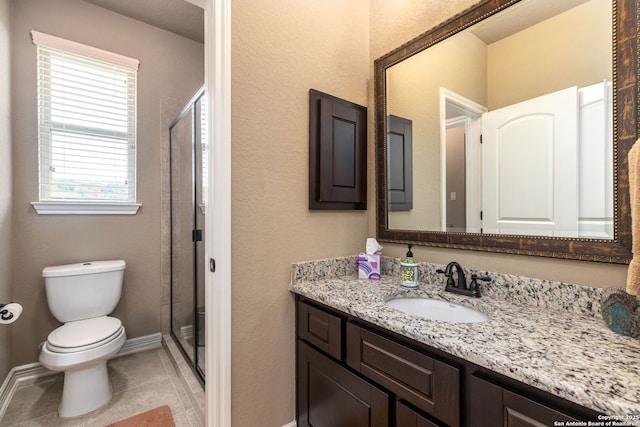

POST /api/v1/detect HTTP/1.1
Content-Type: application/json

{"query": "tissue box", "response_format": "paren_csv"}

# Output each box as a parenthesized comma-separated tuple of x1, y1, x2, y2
(358, 253, 380, 280)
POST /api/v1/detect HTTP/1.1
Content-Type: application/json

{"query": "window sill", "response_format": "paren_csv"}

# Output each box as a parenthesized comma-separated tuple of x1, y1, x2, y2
(31, 202, 142, 215)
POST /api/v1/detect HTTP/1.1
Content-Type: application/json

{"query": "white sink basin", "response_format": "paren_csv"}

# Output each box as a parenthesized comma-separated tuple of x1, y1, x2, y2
(386, 297, 489, 323)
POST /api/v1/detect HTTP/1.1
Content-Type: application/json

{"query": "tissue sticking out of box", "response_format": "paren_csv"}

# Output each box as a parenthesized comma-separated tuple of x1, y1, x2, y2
(366, 238, 383, 254)
(360, 238, 382, 280)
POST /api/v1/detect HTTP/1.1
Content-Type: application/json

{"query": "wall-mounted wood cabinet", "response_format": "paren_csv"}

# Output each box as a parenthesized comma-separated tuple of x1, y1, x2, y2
(309, 89, 367, 210)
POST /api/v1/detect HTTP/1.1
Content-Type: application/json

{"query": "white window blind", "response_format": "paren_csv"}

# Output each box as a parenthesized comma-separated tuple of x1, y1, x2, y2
(32, 31, 139, 205)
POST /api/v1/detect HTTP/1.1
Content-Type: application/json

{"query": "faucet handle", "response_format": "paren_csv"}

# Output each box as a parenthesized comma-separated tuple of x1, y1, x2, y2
(469, 274, 491, 291)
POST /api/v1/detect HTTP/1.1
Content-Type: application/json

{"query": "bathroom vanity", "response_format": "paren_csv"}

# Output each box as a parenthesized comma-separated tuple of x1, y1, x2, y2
(291, 257, 640, 427)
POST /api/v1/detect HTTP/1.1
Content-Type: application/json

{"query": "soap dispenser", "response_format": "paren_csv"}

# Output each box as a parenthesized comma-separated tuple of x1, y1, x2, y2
(401, 244, 419, 289)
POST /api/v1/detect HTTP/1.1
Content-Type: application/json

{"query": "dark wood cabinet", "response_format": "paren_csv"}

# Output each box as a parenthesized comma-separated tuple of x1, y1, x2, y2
(397, 401, 440, 427)
(309, 89, 367, 210)
(295, 297, 601, 427)
(347, 323, 460, 427)
(469, 375, 580, 427)
(298, 342, 389, 427)
(298, 301, 343, 361)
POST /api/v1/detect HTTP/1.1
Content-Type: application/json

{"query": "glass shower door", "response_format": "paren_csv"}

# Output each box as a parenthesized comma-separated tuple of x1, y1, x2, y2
(194, 93, 207, 378)
(170, 89, 206, 384)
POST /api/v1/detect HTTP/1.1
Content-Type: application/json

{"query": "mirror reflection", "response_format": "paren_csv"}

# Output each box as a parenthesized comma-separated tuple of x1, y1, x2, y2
(386, 0, 613, 239)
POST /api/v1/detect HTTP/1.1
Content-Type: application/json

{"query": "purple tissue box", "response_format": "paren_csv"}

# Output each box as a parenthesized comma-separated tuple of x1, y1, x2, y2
(358, 253, 380, 280)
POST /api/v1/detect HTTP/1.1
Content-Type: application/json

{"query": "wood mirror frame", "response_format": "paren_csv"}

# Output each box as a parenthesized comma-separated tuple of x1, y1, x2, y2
(375, 0, 637, 264)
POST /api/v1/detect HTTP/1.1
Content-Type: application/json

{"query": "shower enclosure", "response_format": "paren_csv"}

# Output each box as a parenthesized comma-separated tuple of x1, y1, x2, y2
(170, 88, 207, 384)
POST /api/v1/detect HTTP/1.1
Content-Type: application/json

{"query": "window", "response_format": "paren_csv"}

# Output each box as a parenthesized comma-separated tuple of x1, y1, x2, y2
(31, 31, 140, 214)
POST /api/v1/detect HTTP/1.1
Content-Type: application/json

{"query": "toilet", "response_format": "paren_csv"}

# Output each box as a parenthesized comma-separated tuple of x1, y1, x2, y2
(39, 260, 127, 418)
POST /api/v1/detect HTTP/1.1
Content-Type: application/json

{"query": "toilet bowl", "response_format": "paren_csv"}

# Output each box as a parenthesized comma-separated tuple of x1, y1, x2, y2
(39, 261, 126, 418)
(40, 317, 126, 417)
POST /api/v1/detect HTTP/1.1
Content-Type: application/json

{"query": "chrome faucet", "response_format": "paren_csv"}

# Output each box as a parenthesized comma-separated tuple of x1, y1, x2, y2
(436, 262, 489, 298)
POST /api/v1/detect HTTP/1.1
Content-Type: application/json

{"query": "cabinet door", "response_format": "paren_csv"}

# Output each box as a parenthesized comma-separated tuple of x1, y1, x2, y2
(346, 324, 460, 427)
(469, 375, 580, 426)
(298, 302, 343, 360)
(396, 401, 440, 427)
(298, 342, 389, 427)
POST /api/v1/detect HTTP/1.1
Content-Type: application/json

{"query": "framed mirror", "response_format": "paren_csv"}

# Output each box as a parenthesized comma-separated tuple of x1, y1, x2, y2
(375, 0, 637, 264)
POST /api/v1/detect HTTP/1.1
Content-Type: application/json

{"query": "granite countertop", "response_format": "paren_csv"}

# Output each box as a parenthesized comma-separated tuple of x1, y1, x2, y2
(289, 256, 640, 418)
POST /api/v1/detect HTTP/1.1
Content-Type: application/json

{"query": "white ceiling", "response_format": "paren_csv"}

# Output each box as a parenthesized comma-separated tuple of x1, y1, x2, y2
(82, 0, 204, 43)
(472, 0, 591, 44)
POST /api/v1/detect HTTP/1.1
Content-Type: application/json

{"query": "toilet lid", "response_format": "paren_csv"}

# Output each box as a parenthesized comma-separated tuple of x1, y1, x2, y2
(48, 316, 122, 349)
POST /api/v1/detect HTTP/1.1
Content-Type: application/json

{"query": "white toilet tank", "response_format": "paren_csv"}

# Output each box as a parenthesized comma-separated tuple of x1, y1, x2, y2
(42, 260, 126, 323)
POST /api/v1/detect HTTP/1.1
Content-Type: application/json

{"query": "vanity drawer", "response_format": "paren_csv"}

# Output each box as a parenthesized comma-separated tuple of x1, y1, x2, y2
(297, 301, 343, 360)
(346, 323, 460, 427)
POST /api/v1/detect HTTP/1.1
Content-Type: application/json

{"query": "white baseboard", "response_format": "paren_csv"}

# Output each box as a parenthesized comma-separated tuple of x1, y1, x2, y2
(0, 332, 162, 421)
(117, 332, 162, 356)
(0, 363, 57, 422)
(282, 421, 296, 427)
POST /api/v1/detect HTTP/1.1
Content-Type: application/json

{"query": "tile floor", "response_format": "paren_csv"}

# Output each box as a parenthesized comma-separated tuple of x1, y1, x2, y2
(1, 337, 205, 426)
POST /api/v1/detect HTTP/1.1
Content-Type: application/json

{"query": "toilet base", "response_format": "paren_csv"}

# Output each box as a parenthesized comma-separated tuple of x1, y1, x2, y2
(59, 362, 112, 418)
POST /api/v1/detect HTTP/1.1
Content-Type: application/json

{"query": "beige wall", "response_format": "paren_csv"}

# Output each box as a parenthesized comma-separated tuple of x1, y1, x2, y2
(0, 0, 12, 380)
(370, 0, 627, 289)
(231, 0, 369, 425)
(10, 0, 203, 365)
(370, 0, 479, 60)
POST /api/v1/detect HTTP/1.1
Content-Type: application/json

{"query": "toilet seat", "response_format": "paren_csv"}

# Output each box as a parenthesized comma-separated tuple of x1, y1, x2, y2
(47, 316, 122, 354)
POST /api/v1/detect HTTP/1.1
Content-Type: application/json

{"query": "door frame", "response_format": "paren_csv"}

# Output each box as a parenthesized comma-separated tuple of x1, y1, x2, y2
(439, 88, 487, 233)
(204, 0, 232, 426)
